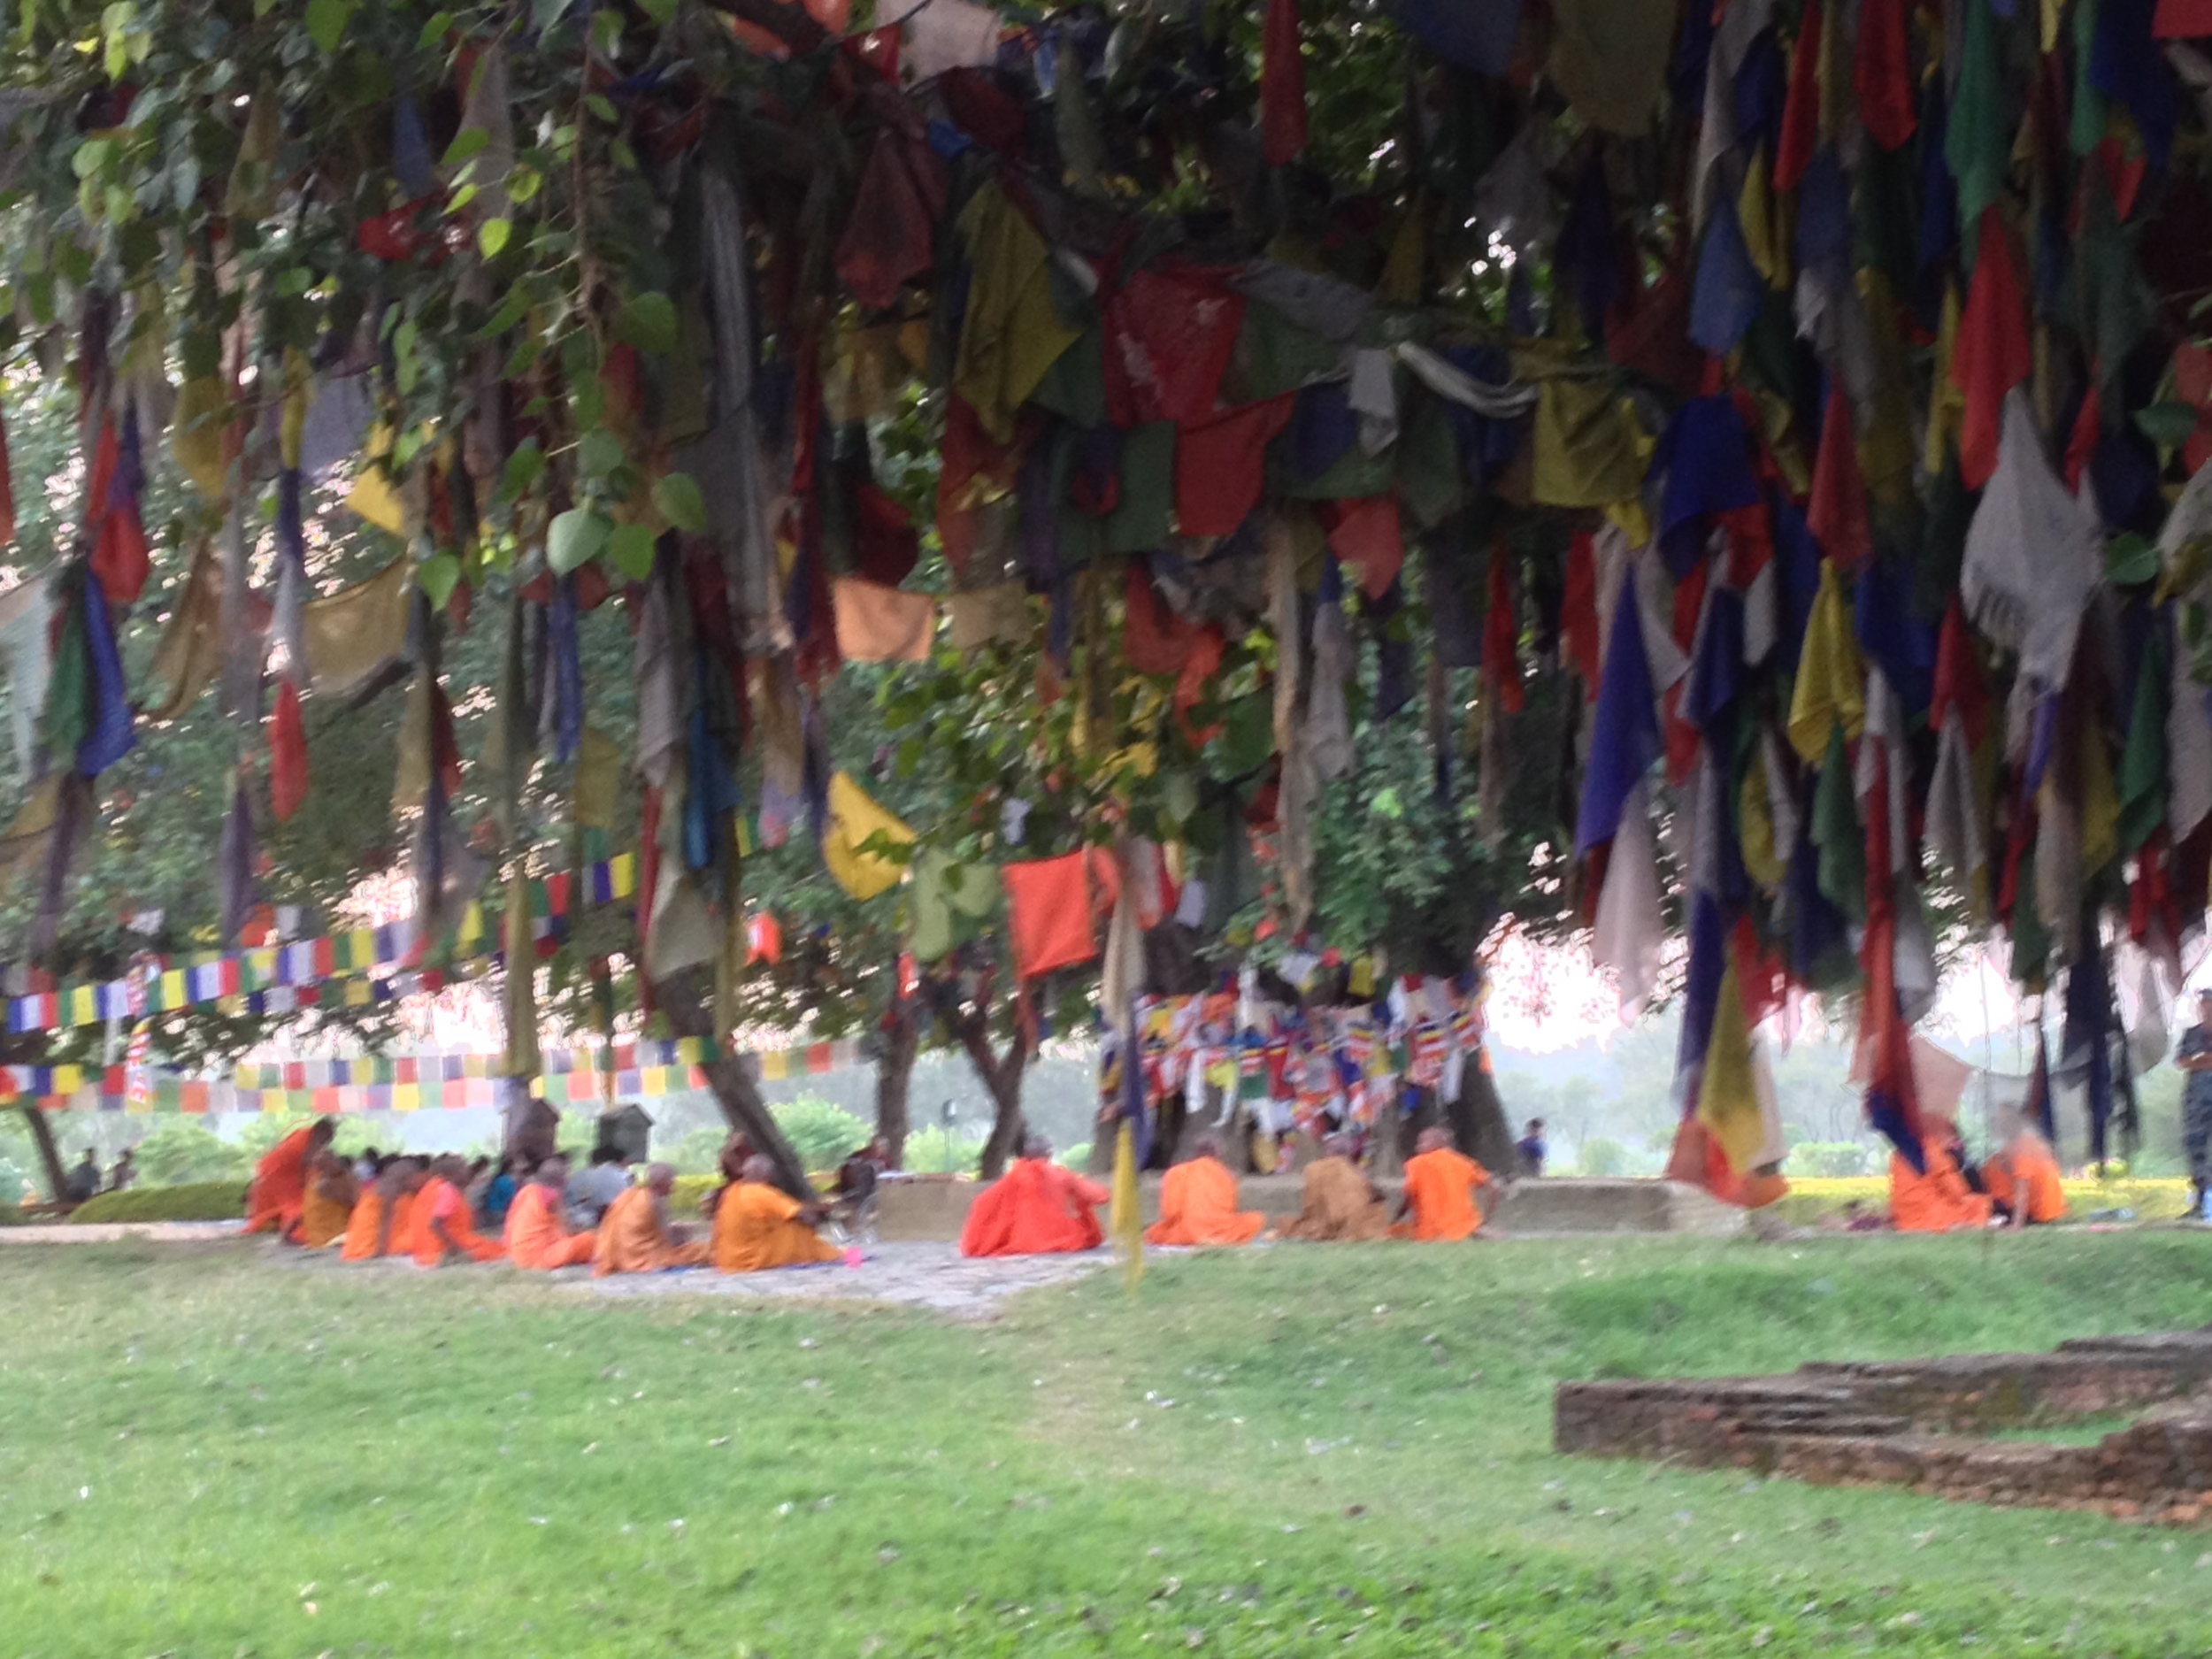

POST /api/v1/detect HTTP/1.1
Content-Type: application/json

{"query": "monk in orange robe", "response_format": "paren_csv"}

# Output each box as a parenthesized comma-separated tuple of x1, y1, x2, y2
(341, 1159, 425, 1261)
(1145, 1135, 1264, 1247)
(1889, 1120, 1996, 1233)
(410, 1156, 507, 1266)
(715, 1156, 842, 1272)
(297, 1151, 358, 1248)
(1983, 1125, 2066, 1225)
(1277, 1137, 1393, 1241)
(242, 1118, 335, 1239)
(1394, 1127, 1495, 1241)
(506, 1155, 599, 1269)
(959, 1136, 1110, 1257)
(593, 1163, 711, 1274)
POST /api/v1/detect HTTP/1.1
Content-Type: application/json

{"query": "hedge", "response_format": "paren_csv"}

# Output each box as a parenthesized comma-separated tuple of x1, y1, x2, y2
(69, 1182, 247, 1224)
(1770, 1175, 2195, 1228)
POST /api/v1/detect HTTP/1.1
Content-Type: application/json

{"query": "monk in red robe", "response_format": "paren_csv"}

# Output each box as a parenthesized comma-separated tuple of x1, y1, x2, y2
(243, 1118, 335, 1239)
(959, 1136, 1110, 1257)
(1145, 1135, 1264, 1247)
(410, 1156, 507, 1266)
(506, 1155, 599, 1269)
(1394, 1127, 1495, 1241)
(1983, 1122, 2066, 1225)
(1889, 1120, 1996, 1233)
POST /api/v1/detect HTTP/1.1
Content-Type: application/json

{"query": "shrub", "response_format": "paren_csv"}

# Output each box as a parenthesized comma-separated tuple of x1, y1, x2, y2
(134, 1122, 254, 1186)
(771, 1098, 871, 1171)
(902, 1126, 986, 1175)
(1786, 1141, 1876, 1178)
(1575, 1137, 1631, 1177)
(70, 1181, 248, 1224)
(1059, 1142, 1093, 1171)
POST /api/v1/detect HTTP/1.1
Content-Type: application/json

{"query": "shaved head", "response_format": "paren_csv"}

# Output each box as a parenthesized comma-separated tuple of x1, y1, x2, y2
(534, 1154, 570, 1187)
(1417, 1126, 1451, 1154)
(1022, 1134, 1053, 1161)
(645, 1162, 676, 1194)
(741, 1154, 775, 1183)
(1193, 1133, 1222, 1160)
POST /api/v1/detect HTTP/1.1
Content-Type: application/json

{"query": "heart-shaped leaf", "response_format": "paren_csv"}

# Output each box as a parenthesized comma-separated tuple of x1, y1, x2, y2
(549, 508, 611, 575)
(652, 471, 707, 533)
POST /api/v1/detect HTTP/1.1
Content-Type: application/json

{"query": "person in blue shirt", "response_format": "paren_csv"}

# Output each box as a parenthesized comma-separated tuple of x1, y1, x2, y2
(475, 1152, 524, 1232)
(1515, 1118, 1547, 1178)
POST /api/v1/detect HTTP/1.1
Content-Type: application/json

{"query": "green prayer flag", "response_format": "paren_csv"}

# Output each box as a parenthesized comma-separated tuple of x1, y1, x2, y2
(1812, 723, 1866, 925)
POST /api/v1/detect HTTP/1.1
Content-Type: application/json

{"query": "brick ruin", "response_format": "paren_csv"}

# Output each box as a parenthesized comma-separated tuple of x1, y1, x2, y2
(1555, 1332, 2212, 1524)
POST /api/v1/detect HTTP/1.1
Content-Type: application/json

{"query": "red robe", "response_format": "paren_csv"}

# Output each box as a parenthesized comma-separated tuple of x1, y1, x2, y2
(958, 1158, 1110, 1257)
(243, 1128, 316, 1238)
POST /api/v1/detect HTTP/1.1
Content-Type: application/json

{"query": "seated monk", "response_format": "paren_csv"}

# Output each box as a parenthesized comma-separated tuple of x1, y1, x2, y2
(1276, 1135, 1393, 1241)
(1393, 1127, 1495, 1241)
(243, 1118, 335, 1240)
(1145, 1134, 1264, 1247)
(506, 1154, 599, 1269)
(1889, 1119, 1996, 1233)
(341, 1158, 426, 1261)
(410, 1155, 507, 1266)
(1983, 1122, 2066, 1225)
(959, 1135, 1110, 1257)
(298, 1151, 359, 1249)
(593, 1163, 711, 1274)
(715, 1156, 842, 1273)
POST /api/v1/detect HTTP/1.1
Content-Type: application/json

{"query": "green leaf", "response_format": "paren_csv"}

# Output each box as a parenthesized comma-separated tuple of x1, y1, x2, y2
(613, 291, 677, 355)
(549, 508, 611, 575)
(474, 285, 529, 341)
(304, 0, 354, 54)
(417, 553, 463, 610)
(652, 471, 707, 534)
(2107, 533, 2161, 588)
(606, 522, 657, 581)
(499, 440, 546, 503)
(589, 9, 623, 54)
(477, 217, 511, 258)
(508, 163, 542, 205)
(417, 9, 453, 47)
(639, 0, 677, 21)
(441, 128, 488, 170)
(578, 426, 625, 480)
(585, 93, 618, 124)
(2135, 402, 2200, 449)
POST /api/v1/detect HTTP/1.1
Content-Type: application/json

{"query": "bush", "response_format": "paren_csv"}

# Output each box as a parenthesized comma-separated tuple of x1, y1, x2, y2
(1059, 1142, 1093, 1171)
(902, 1126, 986, 1175)
(671, 1125, 732, 1175)
(1786, 1141, 1876, 1178)
(1575, 1137, 1631, 1177)
(70, 1181, 247, 1224)
(771, 1098, 871, 1171)
(134, 1122, 254, 1186)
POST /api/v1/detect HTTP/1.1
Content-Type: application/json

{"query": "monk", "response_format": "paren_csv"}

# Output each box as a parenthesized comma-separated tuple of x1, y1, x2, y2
(297, 1151, 359, 1249)
(410, 1155, 507, 1266)
(1394, 1127, 1495, 1241)
(1983, 1121, 2067, 1225)
(506, 1155, 599, 1269)
(959, 1135, 1110, 1257)
(1276, 1135, 1393, 1240)
(1145, 1134, 1264, 1247)
(593, 1163, 711, 1274)
(341, 1158, 425, 1262)
(1889, 1119, 1996, 1233)
(714, 1156, 842, 1273)
(243, 1118, 335, 1239)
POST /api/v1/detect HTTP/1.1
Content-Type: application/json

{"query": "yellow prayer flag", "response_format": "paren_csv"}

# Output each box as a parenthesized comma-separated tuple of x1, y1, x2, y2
(1110, 1118, 1144, 1295)
(823, 771, 915, 901)
(1694, 964, 1767, 1175)
(1786, 560, 1865, 764)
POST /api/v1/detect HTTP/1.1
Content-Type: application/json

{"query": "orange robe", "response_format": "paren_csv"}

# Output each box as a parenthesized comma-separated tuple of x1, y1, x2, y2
(410, 1176, 506, 1266)
(1889, 1138, 1995, 1233)
(713, 1181, 842, 1273)
(298, 1182, 355, 1249)
(592, 1186, 710, 1275)
(242, 1127, 315, 1237)
(958, 1158, 1109, 1257)
(1276, 1156, 1392, 1241)
(1985, 1133, 2066, 1225)
(1395, 1147, 1490, 1241)
(339, 1189, 392, 1261)
(1144, 1156, 1264, 1246)
(505, 1183, 598, 1269)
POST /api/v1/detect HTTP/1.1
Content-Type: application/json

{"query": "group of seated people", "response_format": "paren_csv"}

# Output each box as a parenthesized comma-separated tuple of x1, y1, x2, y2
(956, 1125, 1502, 1257)
(1888, 1114, 2066, 1232)
(242, 1119, 851, 1274)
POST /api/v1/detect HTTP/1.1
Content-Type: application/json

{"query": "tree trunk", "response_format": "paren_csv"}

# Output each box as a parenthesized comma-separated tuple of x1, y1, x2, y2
(19, 1102, 65, 1203)
(874, 995, 919, 1168)
(650, 964, 816, 1199)
(956, 1017, 1030, 1179)
(1446, 1049, 1517, 1174)
(502, 1078, 561, 1167)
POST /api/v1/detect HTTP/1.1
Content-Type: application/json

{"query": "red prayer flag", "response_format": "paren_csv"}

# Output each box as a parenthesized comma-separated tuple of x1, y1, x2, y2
(1772, 0, 1824, 192)
(268, 678, 308, 822)
(1562, 530, 1602, 699)
(1482, 549, 1525, 714)
(1321, 495, 1404, 599)
(1262, 0, 1307, 167)
(1002, 853, 1102, 979)
(2154, 0, 2212, 35)
(1950, 209, 2032, 491)
(0, 403, 16, 546)
(1855, 0, 1916, 151)
(1806, 383, 1872, 572)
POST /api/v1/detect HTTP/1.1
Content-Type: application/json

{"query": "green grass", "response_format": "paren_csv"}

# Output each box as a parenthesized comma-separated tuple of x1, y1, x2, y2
(65, 1180, 245, 1224)
(7, 1233, 2212, 1655)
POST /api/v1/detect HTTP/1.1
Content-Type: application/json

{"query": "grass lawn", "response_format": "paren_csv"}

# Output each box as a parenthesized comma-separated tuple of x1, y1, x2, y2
(6, 1233, 2212, 1655)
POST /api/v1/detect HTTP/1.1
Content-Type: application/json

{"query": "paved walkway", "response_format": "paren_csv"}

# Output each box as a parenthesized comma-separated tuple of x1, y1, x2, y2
(0, 1219, 246, 1245)
(557, 1240, 1106, 1320)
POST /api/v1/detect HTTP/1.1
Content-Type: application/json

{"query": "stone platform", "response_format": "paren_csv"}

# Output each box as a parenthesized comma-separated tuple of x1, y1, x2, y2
(1556, 1331, 2212, 1524)
(872, 1173, 1746, 1243)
